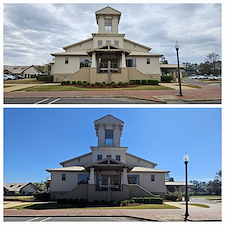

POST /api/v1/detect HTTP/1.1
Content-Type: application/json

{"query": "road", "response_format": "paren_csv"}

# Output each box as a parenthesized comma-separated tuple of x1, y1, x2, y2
(4, 97, 162, 104)
(4, 216, 149, 222)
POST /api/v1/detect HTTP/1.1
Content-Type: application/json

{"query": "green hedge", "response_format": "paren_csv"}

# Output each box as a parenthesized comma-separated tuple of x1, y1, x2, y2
(161, 75, 173, 82)
(131, 197, 163, 204)
(165, 194, 178, 201)
(37, 75, 53, 83)
(129, 79, 158, 85)
(34, 192, 50, 201)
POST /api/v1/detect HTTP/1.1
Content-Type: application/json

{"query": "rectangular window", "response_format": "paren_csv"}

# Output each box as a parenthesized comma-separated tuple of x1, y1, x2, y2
(116, 155, 121, 161)
(105, 19, 112, 32)
(62, 174, 66, 181)
(97, 155, 102, 161)
(65, 58, 69, 64)
(105, 130, 113, 145)
(126, 58, 136, 68)
(98, 40, 102, 46)
(106, 40, 111, 45)
(78, 174, 90, 185)
(114, 40, 119, 46)
(151, 175, 155, 182)
(80, 58, 92, 69)
(128, 175, 140, 184)
(147, 58, 150, 64)
(107, 155, 112, 158)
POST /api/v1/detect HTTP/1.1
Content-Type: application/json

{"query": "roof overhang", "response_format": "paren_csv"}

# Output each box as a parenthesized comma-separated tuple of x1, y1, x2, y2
(86, 44, 131, 56)
(85, 157, 133, 172)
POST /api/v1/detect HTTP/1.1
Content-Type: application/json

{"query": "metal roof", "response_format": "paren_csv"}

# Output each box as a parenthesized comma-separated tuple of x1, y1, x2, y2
(46, 166, 86, 172)
(131, 167, 169, 173)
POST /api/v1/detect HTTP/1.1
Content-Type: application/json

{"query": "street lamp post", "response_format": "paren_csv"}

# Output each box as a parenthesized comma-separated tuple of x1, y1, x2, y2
(175, 41, 183, 96)
(183, 153, 189, 221)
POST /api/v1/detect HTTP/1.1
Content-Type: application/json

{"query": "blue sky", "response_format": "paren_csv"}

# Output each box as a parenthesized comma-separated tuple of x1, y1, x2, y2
(4, 108, 221, 183)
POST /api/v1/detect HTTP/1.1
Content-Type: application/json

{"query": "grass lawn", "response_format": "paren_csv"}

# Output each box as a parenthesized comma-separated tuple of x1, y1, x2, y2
(14, 84, 174, 92)
(4, 78, 44, 84)
(188, 203, 210, 208)
(183, 84, 201, 89)
(8, 203, 180, 210)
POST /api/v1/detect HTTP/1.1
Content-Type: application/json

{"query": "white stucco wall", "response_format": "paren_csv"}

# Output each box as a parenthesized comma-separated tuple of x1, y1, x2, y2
(135, 57, 161, 75)
(126, 154, 155, 167)
(65, 39, 93, 51)
(62, 154, 92, 167)
(20, 184, 36, 195)
(124, 40, 149, 52)
(91, 147, 127, 163)
(134, 172, 166, 193)
(23, 67, 41, 77)
(50, 172, 79, 192)
(52, 56, 81, 75)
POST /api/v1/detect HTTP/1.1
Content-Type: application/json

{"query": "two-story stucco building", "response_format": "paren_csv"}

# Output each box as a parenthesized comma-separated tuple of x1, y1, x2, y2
(47, 115, 169, 202)
(50, 6, 180, 83)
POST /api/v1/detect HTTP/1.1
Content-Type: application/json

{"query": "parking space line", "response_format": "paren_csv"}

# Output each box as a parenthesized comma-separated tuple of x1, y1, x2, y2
(48, 98, 60, 104)
(26, 217, 40, 222)
(34, 98, 49, 104)
(40, 217, 52, 222)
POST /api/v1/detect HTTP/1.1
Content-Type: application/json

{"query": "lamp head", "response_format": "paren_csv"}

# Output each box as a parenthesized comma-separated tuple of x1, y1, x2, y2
(175, 41, 180, 50)
(183, 153, 189, 163)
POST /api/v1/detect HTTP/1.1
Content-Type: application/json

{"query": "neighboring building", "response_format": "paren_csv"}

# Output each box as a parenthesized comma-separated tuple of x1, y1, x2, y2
(51, 6, 181, 83)
(4, 65, 41, 78)
(4, 183, 38, 196)
(47, 115, 169, 202)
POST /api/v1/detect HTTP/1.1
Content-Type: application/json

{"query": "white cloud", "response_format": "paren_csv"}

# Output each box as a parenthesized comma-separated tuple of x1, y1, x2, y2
(3, 3, 221, 65)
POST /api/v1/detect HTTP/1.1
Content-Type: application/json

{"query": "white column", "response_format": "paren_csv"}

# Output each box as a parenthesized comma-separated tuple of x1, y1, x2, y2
(91, 52, 96, 68)
(89, 167, 95, 184)
(122, 168, 128, 184)
(121, 52, 126, 68)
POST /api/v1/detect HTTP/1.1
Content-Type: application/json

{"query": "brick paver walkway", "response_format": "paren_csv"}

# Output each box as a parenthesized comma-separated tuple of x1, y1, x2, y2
(4, 82, 221, 103)
(4, 201, 221, 221)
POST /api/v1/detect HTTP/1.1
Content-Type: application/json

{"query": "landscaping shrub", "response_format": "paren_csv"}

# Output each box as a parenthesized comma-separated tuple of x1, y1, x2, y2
(34, 192, 50, 201)
(112, 83, 118, 88)
(141, 80, 147, 85)
(161, 75, 173, 82)
(118, 82, 123, 86)
(137, 197, 144, 203)
(135, 80, 141, 85)
(129, 199, 135, 204)
(77, 81, 82, 85)
(37, 75, 53, 83)
(132, 197, 138, 203)
(71, 81, 76, 85)
(165, 194, 178, 201)
(143, 197, 151, 204)
(147, 79, 158, 85)
(57, 198, 67, 204)
(129, 80, 135, 84)
(150, 197, 163, 204)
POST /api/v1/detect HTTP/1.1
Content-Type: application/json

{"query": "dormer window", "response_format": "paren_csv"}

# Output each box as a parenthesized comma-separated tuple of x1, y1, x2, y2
(105, 130, 113, 145)
(105, 19, 112, 32)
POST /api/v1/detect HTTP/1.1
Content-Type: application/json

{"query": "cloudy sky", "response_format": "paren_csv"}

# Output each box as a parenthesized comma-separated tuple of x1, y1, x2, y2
(3, 2, 222, 66)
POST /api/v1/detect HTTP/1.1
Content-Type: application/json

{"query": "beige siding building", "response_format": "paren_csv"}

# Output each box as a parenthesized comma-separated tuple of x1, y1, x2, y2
(51, 6, 168, 83)
(47, 115, 169, 202)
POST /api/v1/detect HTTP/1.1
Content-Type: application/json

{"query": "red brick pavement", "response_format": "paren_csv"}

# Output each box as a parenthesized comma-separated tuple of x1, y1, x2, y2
(4, 83, 221, 102)
(4, 202, 221, 221)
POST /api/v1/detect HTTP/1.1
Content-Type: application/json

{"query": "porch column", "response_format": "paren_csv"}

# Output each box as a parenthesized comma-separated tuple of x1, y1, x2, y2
(89, 167, 95, 184)
(178, 186, 183, 201)
(173, 69, 177, 82)
(121, 52, 126, 68)
(91, 52, 96, 68)
(122, 168, 128, 184)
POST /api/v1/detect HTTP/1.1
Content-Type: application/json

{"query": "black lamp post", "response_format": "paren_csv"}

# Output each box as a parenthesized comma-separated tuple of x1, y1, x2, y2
(175, 41, 183, 96)
(183, 153, 189, 221)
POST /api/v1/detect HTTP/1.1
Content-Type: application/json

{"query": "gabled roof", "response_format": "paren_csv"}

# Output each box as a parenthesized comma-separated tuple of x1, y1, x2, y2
(95, 6, 121, 16)
(94, 114, 124, 126)
(124, 38, 151, 51)
(63, 38, 93, 51)
(87, 44, 130, 55)
(85, 157, 133, 172)
(126, 153, 157, 167)
(60, 152, 92, 166)
(4, 183, 35, 192)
